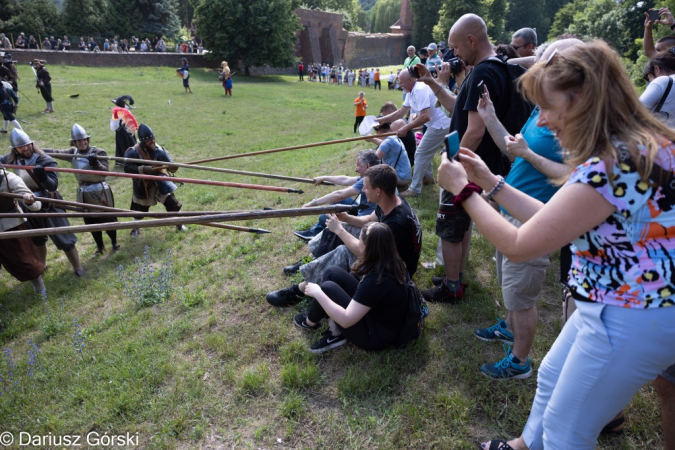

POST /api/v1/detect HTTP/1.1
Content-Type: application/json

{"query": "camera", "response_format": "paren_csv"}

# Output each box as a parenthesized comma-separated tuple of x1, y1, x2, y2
(408, 65, 437, 79)
(448, 57, 464, 75)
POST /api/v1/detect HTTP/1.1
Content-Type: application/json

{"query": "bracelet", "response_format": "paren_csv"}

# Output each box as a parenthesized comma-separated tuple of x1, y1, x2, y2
(434, 84, 443, 96)
(485, 176, 505, 201)
(452, 182, 481, 209)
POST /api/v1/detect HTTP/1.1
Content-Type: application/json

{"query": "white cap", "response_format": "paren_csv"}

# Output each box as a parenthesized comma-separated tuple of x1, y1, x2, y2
(428, 43, 438, 51)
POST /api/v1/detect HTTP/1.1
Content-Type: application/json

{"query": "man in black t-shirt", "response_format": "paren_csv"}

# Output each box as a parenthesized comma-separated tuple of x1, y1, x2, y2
(424, 14, 511, 303)
(266, 165, 422, 307)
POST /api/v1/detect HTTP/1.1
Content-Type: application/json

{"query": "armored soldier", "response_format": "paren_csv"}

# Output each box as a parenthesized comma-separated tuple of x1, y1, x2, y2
(0, 80, 21, 134)
(123, 123, 186, 237)
(0, 54, 19, 91)
(0, 165, 46, 292)
(31, 59, 54, 113)
(110, 95, 137, 161)
(44, 124, 119, 254)
(0, 129, 84, 276)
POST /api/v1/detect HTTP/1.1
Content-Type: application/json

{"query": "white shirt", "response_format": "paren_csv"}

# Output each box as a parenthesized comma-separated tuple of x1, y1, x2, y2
(640, 75, 675, 128)
(403, 82, 451, 130)
(388, 73, 395, 82)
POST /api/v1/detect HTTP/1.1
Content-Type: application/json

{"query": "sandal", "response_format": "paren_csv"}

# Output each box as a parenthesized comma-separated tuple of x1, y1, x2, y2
(600, 413, 625, 435)
(482, 440, 514, 450)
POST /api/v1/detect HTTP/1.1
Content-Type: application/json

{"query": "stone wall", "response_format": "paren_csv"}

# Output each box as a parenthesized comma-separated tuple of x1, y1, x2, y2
(6, 49, 213, 69)
(343, 32, 409, 68)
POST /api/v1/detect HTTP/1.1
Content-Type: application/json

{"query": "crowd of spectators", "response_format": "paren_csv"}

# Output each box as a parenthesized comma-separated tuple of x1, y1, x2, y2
(0, 32, 204, 54)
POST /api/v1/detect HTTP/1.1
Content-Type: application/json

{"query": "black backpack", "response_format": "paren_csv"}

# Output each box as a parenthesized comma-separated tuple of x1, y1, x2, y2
(395, 274, 429, 348)
(482, 57, 534, 137)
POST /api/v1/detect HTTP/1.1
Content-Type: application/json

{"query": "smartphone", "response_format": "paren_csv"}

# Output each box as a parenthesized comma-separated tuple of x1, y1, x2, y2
(444, 131, 460, 160)
(649, 9, 661, 21)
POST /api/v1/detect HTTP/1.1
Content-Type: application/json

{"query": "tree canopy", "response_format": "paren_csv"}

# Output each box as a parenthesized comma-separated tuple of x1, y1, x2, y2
(194, 0, 302, 73)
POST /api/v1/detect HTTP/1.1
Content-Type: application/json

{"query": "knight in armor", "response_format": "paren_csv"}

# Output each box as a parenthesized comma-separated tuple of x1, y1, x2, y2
(123, 123, 186, 237)
(0, 129, 85, 276)
(31, 59, 54, 113)
(43, 124, 120, 254)
(0, 164, 46, 293)
(0, 79, 21, 134)
(0, 54, 19, 91)
(110, 95, 137, 162)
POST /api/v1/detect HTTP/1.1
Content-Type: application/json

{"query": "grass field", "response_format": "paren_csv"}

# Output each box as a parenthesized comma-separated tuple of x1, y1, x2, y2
(0, 64, 663, 449)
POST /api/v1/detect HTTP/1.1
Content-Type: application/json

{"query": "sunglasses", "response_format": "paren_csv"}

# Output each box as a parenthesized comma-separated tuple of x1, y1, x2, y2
(544, 48, 583, 73)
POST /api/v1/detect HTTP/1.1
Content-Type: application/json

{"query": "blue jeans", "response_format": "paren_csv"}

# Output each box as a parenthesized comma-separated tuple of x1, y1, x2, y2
(309, 198, 357, 234)
(522, 300, 675, 449)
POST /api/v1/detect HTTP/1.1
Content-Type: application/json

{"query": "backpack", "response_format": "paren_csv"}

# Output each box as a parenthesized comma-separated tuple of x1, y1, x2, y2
(481, 57, 534, 137)
(395, 273, 429, 348)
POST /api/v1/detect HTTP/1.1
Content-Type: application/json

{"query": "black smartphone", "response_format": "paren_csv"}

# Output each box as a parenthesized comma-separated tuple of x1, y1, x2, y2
(444, 131, 460, 160)
(649, 9, 661, 21)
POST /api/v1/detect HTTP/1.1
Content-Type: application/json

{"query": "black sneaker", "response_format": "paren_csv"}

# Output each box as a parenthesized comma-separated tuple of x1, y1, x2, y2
(421, 283, 464, 303)
(266, 285, 304, 307)
(283, 259, 303, 275)
(293, 313, 320, 330)
(309, 330, 347, 354)
(293, 230, 318, 242)
(130, 228, 140, 237)
(431, 276, 469, 290)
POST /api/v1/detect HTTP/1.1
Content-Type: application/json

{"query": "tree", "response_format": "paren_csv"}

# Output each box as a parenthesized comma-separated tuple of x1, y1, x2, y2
(62, 0, 108, 37)
(0, 0, 21, 33)
(369, 0, 401, 33)
(505, 0, 548, 45)
(135, 0, 181, 37)
(486, 0, 508, 43)
(177, 0, 194, 27)
(103, 0, 143, 38)
(194, 0, 302, 74)
(410, 0, 443, 48)
(13, 0, 63, 37)
(433, 0, 486, 43)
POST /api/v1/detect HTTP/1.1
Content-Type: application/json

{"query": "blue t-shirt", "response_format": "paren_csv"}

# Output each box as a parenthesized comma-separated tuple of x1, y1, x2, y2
(351, 177, 376, 216)
(378, 136, 412, 181)
(501, 107, 563, 216)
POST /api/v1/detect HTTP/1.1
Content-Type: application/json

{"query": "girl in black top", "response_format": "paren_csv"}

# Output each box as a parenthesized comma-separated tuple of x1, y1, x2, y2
(295, 222, 409, 354)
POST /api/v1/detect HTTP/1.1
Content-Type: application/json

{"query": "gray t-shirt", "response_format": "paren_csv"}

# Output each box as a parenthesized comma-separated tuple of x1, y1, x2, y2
(640, 74, 675, 128)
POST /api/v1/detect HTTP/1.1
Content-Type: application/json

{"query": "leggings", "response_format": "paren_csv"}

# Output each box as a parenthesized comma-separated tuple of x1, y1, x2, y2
(130, 193, 182, 218)
(307, 266, 395, 351)
(83, 217, 118, 249)
(354, 116, 365, 134)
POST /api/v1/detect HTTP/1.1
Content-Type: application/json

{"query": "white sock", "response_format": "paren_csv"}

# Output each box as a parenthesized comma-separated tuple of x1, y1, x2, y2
(2, 120, 7, 131)
(11, 120, 22, 131)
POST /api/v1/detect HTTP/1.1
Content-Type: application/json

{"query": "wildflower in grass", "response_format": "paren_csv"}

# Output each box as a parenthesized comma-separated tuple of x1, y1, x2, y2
(72, 319, 86, 356)
(27, 339, 43, 378)
(1, 348, 18, 394)
(118, 246, 174, 307)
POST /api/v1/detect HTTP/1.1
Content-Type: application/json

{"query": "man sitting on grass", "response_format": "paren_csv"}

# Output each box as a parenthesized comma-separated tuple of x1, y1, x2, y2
(266, 165, 422, 307)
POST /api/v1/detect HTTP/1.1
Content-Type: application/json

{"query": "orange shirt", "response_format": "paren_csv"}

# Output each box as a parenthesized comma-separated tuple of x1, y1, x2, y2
(354, 97, 367, 116)
(374, 71, 380, 81)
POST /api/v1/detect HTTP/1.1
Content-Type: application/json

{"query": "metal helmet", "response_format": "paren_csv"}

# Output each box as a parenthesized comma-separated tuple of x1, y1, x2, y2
(71, 123, 90, 141)
(112, 95, 134, 108)
(9, 128, 33, 149)
(138, 123, 155, 142)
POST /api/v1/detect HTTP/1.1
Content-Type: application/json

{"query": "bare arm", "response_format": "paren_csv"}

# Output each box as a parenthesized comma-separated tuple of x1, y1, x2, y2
(415, 63, 456, 113)
(326, 214, 362, 256)
(303, 186, 358, 208)
(379, 106, 409, 124)
(398, 108, 430, 137)
(313, 175, 359, 186)
(644, 13, 657, 58)
(339, 211, 377, 229)
(303, 283, 370, 329)
(505, 135, 569, 180)
(460, 111, 486, 151)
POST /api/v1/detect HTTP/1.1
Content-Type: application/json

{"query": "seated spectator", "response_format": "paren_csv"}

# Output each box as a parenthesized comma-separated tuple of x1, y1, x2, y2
(49, 36, 57, 50)
(56, 39, 62, 51)
(28, 36, 38, 49)
(1, 34, 11, 49)
(377, 101, 417, 167)
(87, 37, 96, 52)
(78, 38, 86, 51)
(266, 165, 422, 307)
(292, 150, 379, 242)
(103, 39, 110, 51)
(641, 50, 675, 127)
(294, 222, 410, 354)
(62, 35, 70, 51)
(371, 121, 412, 191)
(41, 37, 51, 50)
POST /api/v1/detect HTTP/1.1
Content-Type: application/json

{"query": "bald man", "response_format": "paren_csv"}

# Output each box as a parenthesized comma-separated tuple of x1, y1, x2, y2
(429, 14, 518, 303)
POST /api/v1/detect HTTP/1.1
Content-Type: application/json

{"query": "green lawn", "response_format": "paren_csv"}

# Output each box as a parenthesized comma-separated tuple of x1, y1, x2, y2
(0, 65, 662, 449)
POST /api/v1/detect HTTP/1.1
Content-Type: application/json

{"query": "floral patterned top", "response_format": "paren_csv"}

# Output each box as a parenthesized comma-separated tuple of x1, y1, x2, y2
(566, 139, 675, 309)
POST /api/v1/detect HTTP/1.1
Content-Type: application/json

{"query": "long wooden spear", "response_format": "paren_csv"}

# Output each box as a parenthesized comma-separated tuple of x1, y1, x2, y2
(185, 132, 399, 165)
(0, 204, 360, 239)
(2, 165, 304, 194)
(45, 153, 332, 185)
(0, 192, 268, 233)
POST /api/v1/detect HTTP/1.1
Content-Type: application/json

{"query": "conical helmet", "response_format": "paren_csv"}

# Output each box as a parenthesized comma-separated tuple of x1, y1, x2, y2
(9, 128, 33, 149)
(71, 123, 89, 141)
(138, 123, 155, 142)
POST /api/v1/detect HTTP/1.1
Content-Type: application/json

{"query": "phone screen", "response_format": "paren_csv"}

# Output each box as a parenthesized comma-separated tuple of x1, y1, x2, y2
(649, 9, 661, 21)
(444, 131, 460, 160)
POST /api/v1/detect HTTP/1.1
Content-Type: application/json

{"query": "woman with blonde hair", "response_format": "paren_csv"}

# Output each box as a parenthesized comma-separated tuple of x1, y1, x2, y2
(438, 40, 675, 450)
(220, 61, 230, 95)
